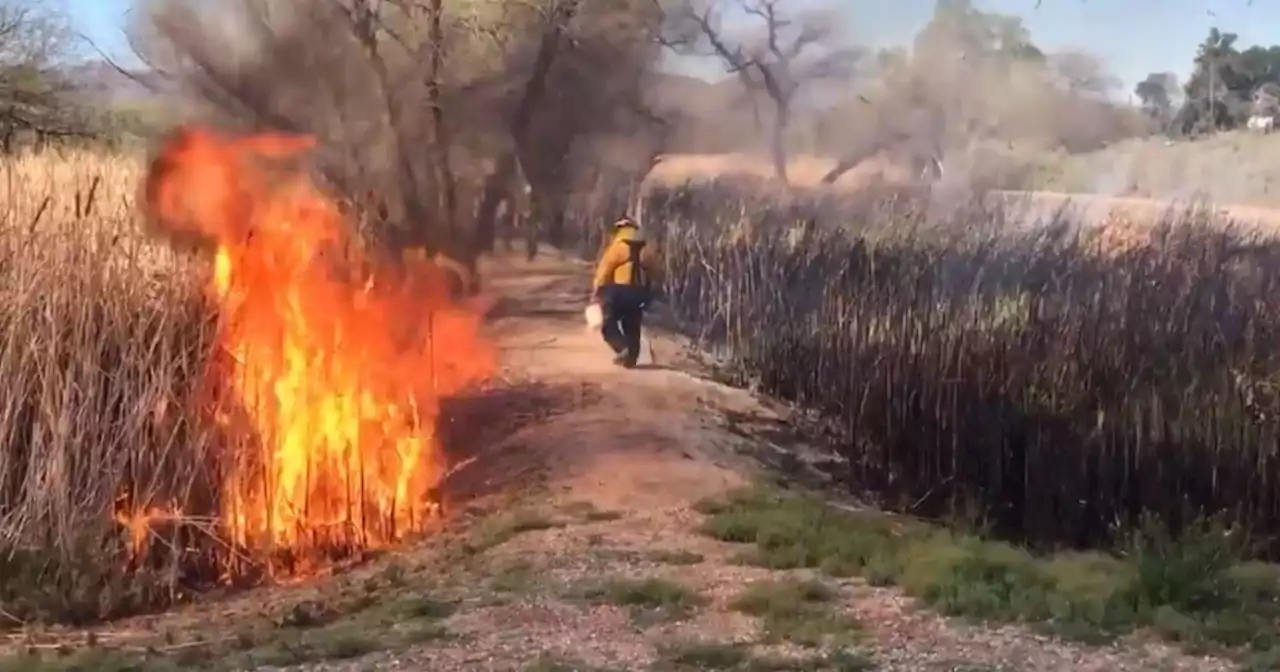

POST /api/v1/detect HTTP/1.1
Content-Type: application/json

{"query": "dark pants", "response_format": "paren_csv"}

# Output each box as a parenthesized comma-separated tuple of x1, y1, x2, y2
(599, 284, 648, 366)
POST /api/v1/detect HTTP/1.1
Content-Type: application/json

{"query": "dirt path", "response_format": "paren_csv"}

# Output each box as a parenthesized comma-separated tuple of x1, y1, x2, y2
(276, 255, 1228, 671)
(1, 254, 1238, 671)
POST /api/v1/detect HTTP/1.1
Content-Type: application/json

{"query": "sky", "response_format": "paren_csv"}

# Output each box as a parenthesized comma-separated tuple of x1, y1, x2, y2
(67, 0, 133, 58)
(69, 0, 1280, 94)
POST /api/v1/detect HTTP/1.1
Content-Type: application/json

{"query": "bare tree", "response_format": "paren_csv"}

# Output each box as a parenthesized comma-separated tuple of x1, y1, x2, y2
(813, 1, 1137, 189)
(470, 0, 580, 257)
(421, 0, 459, 241)
(133, 0, 667, 264)
(472, 0, 666, 255)
(0, 0, 93, 151)
(132, 1, 418, 244)
(662, 0, 860, 184)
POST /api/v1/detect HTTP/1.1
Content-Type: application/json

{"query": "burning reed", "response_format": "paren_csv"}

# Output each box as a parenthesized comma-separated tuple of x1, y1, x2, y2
(0, 128, 495, 625)
(145, 126, 495, 561)
(650, 183, 1280, 559)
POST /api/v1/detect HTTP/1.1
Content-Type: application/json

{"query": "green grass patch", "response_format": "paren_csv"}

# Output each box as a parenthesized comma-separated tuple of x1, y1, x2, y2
(226, 590, 457, 668)
(3, 583, 464, 672)
(746, 647, 878, 671)
(819, 648, 879, 672)
(657, 641, 876, 671)
(524, 653, 623, 671)
(659, 641, 750, 669)
(649, 549, 706, 565)
(561, 500, 626, 522)
(392, 596, 458, 620)
(572, 576, 706, 624)
(1244, 647, 1280, 671)
(2, 648, 182, 672)
(729, 578, 859, 647)
(696, 486, 1280, 654)
(488, 557, 542, 594)
(228, 625, 382, 668)
(465, 508, 564, 555)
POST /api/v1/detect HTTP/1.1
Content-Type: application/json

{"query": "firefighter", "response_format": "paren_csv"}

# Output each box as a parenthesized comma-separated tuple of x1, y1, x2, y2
(591, 216, 664, 368)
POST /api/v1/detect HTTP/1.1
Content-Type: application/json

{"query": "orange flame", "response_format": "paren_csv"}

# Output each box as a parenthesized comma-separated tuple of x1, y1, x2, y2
(142, 125, 494, 560)
(115, 497, 182, 557)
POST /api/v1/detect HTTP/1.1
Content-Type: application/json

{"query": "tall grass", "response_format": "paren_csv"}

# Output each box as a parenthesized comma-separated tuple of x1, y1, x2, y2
(647, 181, 1280, 559)
(0, 151, 223, 624)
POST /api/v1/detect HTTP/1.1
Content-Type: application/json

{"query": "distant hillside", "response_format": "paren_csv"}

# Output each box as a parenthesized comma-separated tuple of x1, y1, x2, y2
(66, 60, 167, 106)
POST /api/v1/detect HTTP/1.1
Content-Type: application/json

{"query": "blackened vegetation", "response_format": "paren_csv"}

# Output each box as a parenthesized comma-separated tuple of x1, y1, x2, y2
(437, 379, 604, 506)
(646, 182, 1280, 559)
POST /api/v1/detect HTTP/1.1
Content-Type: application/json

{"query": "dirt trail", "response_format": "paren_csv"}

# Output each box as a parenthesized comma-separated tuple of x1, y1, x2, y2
(1, 254, 1236, 671)
(327, 254, 1226, 671)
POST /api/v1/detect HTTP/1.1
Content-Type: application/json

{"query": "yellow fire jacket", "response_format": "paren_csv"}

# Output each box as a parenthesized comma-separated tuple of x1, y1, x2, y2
(592, 225, 664, 295)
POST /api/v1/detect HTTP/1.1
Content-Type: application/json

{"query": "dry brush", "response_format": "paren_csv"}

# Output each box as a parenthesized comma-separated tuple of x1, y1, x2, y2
(0, 151, 221, 624)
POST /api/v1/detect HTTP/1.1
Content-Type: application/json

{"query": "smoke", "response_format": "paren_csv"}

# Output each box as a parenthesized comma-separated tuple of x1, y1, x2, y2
(130, 0, 669, 258)
(650, 1, 1151, 197)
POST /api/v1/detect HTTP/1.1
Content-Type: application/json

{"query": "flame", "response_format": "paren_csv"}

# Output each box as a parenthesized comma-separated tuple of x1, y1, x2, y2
(142, 125, 494, 561)
(115, 497, 182, 557)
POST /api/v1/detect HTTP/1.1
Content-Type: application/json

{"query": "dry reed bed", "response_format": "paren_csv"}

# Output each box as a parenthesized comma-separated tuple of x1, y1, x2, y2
(1035, 130, 1280, 208)
(646, 181, 1280, 558)
(644, 152, 921, 192)
(645, 151, 1280, 238)
(0, 151, 219, 625)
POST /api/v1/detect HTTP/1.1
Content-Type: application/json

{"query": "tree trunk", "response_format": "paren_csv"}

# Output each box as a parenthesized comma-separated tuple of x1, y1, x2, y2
(533, 183, 568, 248)
(474, 153, 517, 255)
(472, 0, 580, 255)
(820, 157, 859, 185)
(349, 0, 434, 254)
(425, 0, 460, 251)
(821, 137, 892, 185)
(496, 197, 515, 251)
(770, 103, 790, 184)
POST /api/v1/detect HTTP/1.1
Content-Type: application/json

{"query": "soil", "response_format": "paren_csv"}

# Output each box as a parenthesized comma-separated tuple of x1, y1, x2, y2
(0, 252, 1238, 671)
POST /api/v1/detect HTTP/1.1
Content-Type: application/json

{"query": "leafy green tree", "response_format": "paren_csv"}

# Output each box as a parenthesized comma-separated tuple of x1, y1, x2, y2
(1234, 45, 1280, 86)
(1178, 27, 1246, 133)
(1187, 28, 1242, 97)
(1171, 28, 1280, 133)
(1234, 45, 1280, 116)
(1134, 71, 1178, 124)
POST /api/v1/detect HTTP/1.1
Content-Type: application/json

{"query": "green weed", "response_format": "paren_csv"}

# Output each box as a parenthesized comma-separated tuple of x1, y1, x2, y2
(729, 578, 858, 647)
(573, 576, 705, 624)
(697, 485, 1280, 654)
